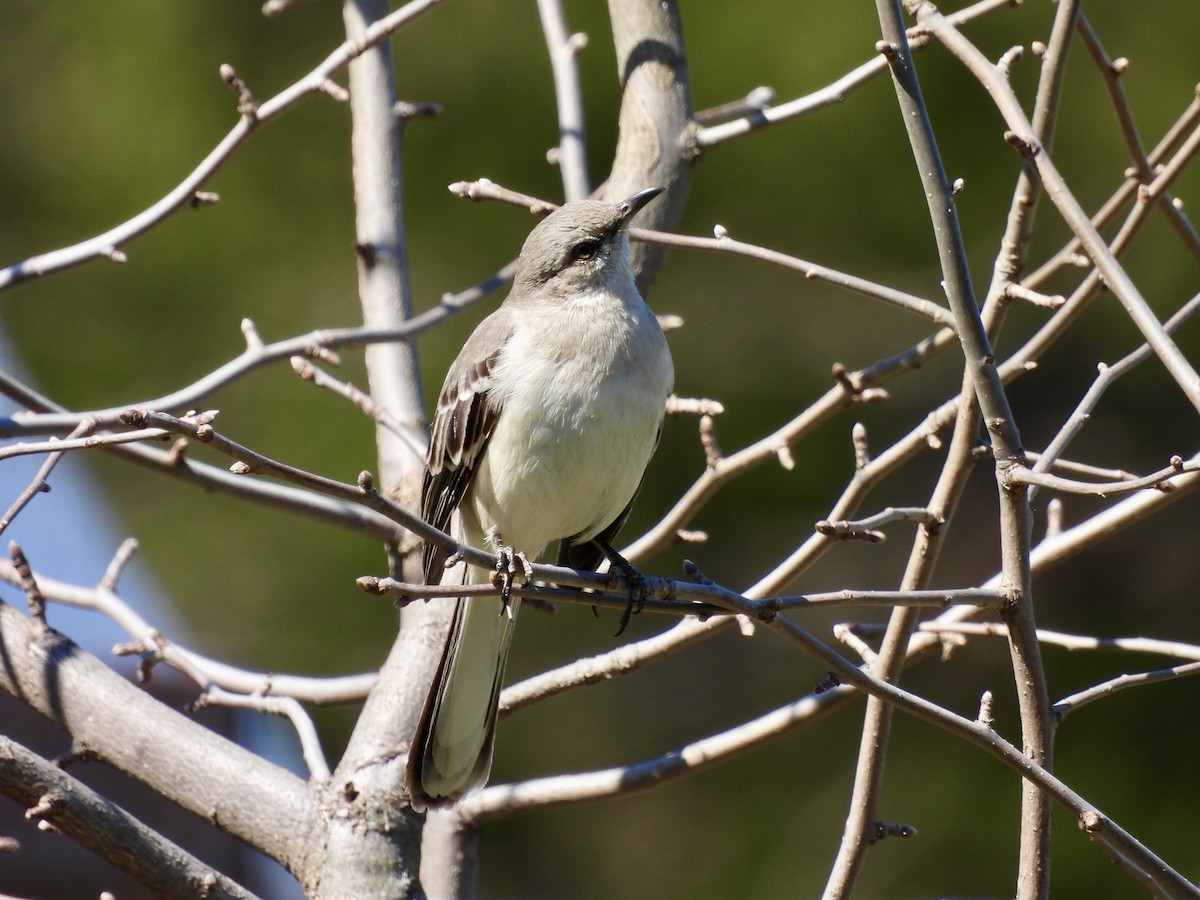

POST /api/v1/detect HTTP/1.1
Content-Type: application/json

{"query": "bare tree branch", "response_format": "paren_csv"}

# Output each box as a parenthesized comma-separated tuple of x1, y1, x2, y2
(694, 0, 1019, 149)
(0, 599, 317, 873)
(0, 555, 376, 708)
(465, 682, 859, 824)
(0, 734, 261, 900)
(0, 418, 98, 536)
(915, 3, 1200, 416)
(1074, 13, 1200, 262)
(538, 0, 591, 201)
(0, 0, 448, 293)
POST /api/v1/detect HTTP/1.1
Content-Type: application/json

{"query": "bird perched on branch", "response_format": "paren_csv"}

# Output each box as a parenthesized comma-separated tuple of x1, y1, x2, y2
(406, 188, 674, 810)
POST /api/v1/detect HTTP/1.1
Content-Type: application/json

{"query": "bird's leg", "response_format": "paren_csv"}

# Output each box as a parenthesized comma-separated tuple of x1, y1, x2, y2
(488, 531, 533, 611)
(596, 539, 648, 637)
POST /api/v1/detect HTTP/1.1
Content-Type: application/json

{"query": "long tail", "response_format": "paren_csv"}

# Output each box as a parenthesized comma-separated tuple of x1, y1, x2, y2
(406, 559, 520, 811)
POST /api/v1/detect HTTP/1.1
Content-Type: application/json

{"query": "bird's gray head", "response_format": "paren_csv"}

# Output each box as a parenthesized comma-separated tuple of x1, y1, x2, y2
(512, 188, 662, 296)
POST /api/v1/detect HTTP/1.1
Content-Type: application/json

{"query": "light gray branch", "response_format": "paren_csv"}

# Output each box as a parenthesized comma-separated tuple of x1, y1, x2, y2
(466, 682, 857, 824)
(1011, 454, 1198, 497)
(0, 318, 441, 434)
(499, 616, 725, 714)
(632, 226, 958, 327)
(538, 0, 591, 200)
(694, 0, 1018, 149)
(0, 555, 376, 709)
(0, 0, 447, 293)
(910, 622, 1200, 664)
(0, 734, 261, 900)
(1075, 13, 1200, 263)
(916, 4, 1200, 416)
(604, 0, 694, 291)
(1067, 660, 1200, 721)
(0, 599, 316, 874)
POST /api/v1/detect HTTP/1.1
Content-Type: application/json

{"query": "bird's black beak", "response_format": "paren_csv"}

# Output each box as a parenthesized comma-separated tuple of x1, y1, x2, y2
(616, 187, 664, 227)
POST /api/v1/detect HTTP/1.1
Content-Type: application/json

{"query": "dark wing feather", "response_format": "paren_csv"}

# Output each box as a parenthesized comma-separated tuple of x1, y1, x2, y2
(422, 313, 511, 583)
(556, 492, 638, 572)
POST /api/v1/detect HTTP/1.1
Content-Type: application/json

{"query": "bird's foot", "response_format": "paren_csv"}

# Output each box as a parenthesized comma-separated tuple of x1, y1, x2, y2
(599, 542, 648, 637)
(491, 540, 533, 610)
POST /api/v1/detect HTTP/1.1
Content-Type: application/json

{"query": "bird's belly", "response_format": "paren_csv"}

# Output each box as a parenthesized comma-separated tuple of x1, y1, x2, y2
(469, 366, 665, 555)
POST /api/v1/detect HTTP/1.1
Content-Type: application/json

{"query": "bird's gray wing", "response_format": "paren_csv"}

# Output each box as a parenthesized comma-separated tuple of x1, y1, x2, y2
(556, 493, 638, 573)
(422, 309, 512, 583)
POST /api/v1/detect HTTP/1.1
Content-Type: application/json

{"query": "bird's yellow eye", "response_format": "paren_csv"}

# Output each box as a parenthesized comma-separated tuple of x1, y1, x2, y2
(571, 241, 598, 261)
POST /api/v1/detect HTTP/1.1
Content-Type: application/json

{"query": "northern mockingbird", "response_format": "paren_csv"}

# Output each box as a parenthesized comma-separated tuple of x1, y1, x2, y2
(406, 188, 673, 810)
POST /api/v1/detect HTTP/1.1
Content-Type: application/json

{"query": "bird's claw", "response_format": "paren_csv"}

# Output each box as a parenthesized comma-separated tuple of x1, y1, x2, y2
(492, 543, 532, 610)
(603, 545, 648, 637)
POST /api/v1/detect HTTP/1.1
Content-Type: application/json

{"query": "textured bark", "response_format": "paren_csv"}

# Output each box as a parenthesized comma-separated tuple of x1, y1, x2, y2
(307, 1, 432, 896)
(0, 733, 260, 900)
(605, 0, 696, 292)
(0, 601, 316, 873)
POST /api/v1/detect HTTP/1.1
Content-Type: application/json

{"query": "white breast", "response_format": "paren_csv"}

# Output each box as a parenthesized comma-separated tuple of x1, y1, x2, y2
(468, 290, 673, 557)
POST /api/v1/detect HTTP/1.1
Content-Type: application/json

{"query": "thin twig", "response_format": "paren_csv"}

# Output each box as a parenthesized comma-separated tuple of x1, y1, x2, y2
(0, 418, 99, 535)
(499, 616, 726, 714)
(815, 506, 942, 543)
(290, 356, 427, 460)
(1075, 12, 1200, 262)
(1062, 661, 1200, 721)
(903, 620, 1200, 663)
(1024, 88, 1200, 288)
(194, 687, 330, 781)
(694, 0, 1018, 148)
(537, 0, 590, 200)
(465, 682, 860, 824)
(0, 0, 448, 293)
(0, 555, 376, 706)
(0, 426, 170, 461)
(1011, 455, 1197, 497)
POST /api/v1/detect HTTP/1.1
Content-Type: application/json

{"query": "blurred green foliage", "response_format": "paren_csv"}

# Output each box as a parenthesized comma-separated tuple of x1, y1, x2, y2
(1, 1, 1199, 897)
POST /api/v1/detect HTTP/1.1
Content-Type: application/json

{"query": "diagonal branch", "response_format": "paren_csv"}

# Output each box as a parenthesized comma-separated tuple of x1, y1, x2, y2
(851, 7, 1052, 900)
(0, 0, 448, 294)
(915, 4, 1200, 416)
(0, 734, 261, 900)
(1074, 13, 1200, 263)
(694, 0, 1019, 149)
(0, 599, 317, 875)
